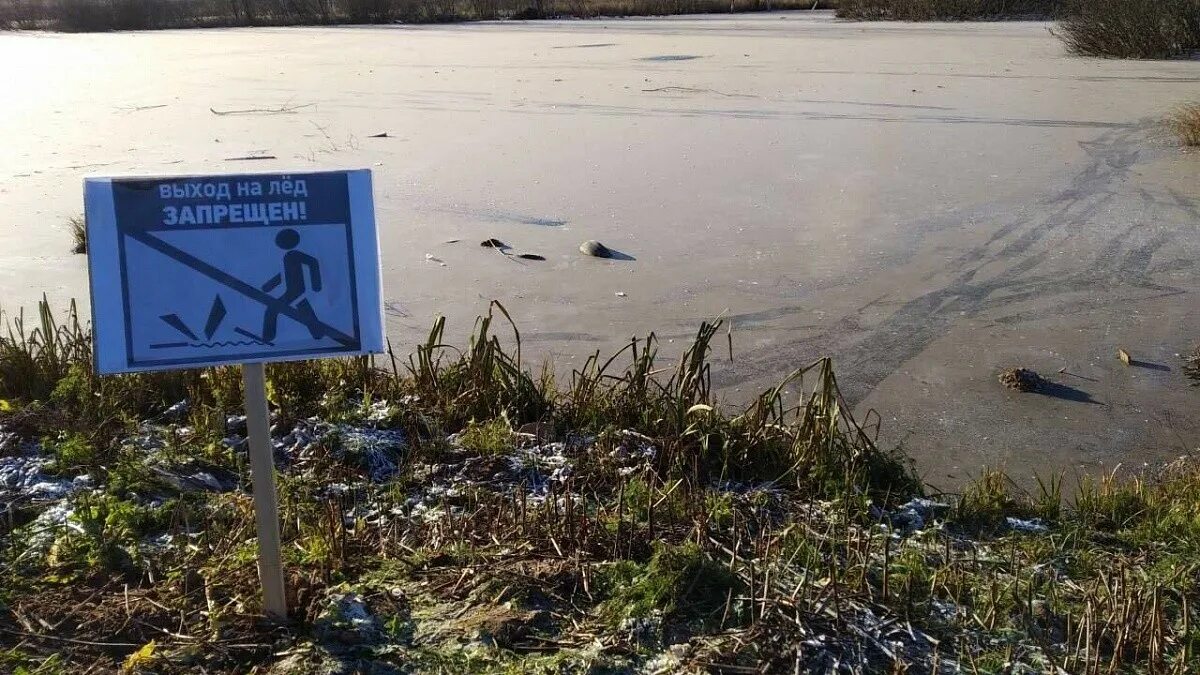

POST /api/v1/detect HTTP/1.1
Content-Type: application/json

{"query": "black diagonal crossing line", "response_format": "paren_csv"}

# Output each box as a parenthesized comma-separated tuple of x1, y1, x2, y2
(126, 230, 357, 348)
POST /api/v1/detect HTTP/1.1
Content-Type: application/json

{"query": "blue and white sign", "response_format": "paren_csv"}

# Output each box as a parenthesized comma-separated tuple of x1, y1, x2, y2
(85, 170, 383, 374)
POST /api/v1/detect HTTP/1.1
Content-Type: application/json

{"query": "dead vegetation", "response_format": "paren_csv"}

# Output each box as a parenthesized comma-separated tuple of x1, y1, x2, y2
(1167, 103, 1200, 147)
(998, 367, 1042, 392)
(1184, 344, 1200, 385)
(836, 0, 1200, 60)
(67, 216, 86, 255)
(0, 299, 1199, 672)
(1056, 0, 1200, 59)
(835, 0, 1062, 20)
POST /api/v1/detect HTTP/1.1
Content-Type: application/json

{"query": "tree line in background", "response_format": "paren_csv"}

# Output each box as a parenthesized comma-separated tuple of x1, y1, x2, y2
(4, 0, 1198, 60)
(0, 0, 828, 31)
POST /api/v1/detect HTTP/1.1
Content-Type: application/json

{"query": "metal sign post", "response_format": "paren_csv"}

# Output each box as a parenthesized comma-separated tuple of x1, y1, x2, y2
(242, 362, 287, 620)
(84, 169, 383, 621)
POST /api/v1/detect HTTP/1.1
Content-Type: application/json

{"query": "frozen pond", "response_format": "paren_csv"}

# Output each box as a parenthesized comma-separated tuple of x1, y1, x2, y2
(2, 12, 1199, 484)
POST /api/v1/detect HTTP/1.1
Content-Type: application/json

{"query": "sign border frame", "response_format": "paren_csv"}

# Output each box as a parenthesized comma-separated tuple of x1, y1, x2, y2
(85, 169, 383, 375)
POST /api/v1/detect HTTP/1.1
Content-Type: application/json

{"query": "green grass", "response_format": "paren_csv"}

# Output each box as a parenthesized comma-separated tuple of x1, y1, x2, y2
(597, 542, 743, 630)
(455, 418, 515, 455)
(0, 298, 90, 403)
(0, 297, 1198, 672)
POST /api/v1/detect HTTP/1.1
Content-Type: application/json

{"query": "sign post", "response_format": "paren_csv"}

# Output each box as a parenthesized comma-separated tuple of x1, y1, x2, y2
(84, 170, 383, 620)
(242, 362, 287, 620)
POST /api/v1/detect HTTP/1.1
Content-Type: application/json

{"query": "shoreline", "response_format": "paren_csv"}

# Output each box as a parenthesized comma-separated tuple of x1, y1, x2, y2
(0, 301, 1197, 672)
(3, 2, 836, 34)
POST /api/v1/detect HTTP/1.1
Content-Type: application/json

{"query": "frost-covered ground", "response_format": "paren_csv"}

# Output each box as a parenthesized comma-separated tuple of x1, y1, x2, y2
(0, 395, 1097, 673)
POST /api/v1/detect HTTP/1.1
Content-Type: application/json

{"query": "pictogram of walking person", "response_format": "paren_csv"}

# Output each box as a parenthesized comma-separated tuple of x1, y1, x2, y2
(260, 228, 323, 343)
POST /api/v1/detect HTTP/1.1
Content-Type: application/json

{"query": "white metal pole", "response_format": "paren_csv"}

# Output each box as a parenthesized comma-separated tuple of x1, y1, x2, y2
(242, 362, 288, 621)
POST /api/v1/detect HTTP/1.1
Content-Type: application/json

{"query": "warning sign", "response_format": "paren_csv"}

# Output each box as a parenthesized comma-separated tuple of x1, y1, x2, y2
(85, 170, 383, 374)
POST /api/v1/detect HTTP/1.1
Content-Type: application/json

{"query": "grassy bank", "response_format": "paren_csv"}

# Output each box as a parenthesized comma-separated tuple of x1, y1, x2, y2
(0, 0, 832, 32)
(0, 299, 1198, 672)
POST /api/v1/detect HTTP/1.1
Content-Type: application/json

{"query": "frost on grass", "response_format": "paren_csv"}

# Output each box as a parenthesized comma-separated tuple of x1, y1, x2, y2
(315, 592, 383, 645)
(1006, 516, 1050, 533)
(270, 415, 406, 483)
(0, 454, 89, 502)
(1, 306, 1198, 673)
(883, 497, 951, 532)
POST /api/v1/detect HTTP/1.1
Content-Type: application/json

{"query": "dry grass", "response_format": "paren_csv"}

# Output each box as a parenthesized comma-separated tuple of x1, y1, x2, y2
(1184, 344, 1200, 385)
(1056, 0, 1200, 59)
(1168, 103, 1200, 147)
(834, 0, 1200, 61)
(67, 215, 86, 255)
(836, 0, 1061, 20)
(1, 298, 1200, 672)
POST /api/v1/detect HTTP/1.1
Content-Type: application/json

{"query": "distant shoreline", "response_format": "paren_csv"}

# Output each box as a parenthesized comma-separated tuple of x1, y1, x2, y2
(1, 0, 835, 33)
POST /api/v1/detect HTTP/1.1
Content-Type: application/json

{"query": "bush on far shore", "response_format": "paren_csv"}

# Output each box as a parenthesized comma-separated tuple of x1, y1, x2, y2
(835, 0, 1200, 60)
(1056, 0, 1200, 59)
